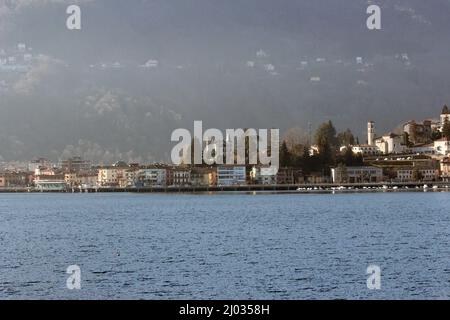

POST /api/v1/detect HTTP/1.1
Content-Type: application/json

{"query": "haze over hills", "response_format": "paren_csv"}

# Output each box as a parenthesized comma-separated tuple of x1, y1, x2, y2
(1, 0, 450, 163)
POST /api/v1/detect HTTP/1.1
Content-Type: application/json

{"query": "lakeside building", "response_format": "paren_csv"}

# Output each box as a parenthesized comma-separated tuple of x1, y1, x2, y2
(277, 167, 304, 184)
(97, 162, 137, 187)
(121, 168, 138, 188)
(217, 166, 246, 186)
(366, 157, 440, 181)
(190, 167, 217, 187)
(65, 171, 99, 188)
(135, 167, 167, 187)
(64, 173, 80, 187)
(98, 166, 125, 187)
(35, 180, 67, 191)
(441, 158, 450, 181)
(396, 167, 439, 182)
(34, 174, 65, 184)
(304, 172, 329, 184)
(79, 173, 99, 188)
(331, 166, 383, 184)
(167, 167, 191, 187)
(250, 166, 277, 185)
(0, 172, 30, 188)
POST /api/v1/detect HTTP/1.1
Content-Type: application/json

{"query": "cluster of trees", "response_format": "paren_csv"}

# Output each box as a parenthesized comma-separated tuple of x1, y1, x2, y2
(182, 121, 366, 177)
(280, 121, 363, 175)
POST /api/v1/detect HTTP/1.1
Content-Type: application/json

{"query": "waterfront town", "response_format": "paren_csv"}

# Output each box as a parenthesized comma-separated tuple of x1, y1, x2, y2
(1, 106, 450, 192)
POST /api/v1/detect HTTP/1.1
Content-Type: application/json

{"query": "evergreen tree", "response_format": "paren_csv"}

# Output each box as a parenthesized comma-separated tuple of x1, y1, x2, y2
(314, 121, 338, 170)
(279, 141, 291, 167)
(443, 117, 450, 140)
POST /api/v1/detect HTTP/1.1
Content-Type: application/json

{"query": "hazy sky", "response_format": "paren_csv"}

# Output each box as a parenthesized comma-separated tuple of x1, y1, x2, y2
(1, 0, 450, 162)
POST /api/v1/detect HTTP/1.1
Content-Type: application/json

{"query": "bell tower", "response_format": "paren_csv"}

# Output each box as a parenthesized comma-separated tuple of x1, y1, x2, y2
(368, 121, 375, 146)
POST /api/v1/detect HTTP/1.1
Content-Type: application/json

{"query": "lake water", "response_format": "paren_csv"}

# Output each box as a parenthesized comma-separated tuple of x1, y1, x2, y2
(0, 192, 450, 300)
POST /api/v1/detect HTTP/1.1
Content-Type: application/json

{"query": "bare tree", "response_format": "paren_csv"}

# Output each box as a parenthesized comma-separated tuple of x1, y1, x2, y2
(283, 127, 308, 156)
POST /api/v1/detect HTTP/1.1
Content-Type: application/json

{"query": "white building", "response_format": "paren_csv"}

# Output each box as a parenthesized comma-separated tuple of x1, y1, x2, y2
(375, 133, 407, 154)
(434, 138, 450, 156)
(98, 166, 127, 187)
(351, 145, 381, 156)
(217, 166, 246, 186)
(97, 162, 133, 187)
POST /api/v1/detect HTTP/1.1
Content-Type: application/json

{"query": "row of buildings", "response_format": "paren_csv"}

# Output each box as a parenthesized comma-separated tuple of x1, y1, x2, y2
(0, 156, 305, 190)
(331, 157, 450, 184)
(2, 156, 450, 190)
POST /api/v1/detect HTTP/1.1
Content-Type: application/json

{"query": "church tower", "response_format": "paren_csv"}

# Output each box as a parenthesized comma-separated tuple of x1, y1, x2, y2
(368, 121, 375, 146)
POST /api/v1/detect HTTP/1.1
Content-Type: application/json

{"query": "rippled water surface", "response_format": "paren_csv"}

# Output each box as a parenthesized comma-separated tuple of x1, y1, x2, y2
(1, 192, 450, 299)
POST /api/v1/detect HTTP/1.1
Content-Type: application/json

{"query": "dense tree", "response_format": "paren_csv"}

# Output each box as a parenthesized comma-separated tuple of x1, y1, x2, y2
(337, 147, 363, 167)
(279, 141, 292, 167)
(314, 121, 338, 172)
(337, 129, 355, 147)
(431, 130, 442, 141)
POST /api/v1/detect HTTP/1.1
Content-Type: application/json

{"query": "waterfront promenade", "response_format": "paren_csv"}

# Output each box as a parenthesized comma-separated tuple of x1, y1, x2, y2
(1, 181, 450, 193)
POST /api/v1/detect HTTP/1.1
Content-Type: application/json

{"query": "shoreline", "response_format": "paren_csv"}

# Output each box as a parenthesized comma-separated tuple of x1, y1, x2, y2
(1, 182, 449, 194)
